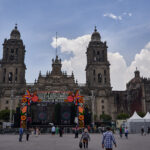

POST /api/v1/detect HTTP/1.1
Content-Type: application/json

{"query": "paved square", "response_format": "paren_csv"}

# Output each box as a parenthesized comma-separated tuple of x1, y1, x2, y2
(0, 133, 149, 150)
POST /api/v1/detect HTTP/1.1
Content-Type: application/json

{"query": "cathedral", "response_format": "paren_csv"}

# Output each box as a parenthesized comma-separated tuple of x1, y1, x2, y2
(0, 25, 150, 124)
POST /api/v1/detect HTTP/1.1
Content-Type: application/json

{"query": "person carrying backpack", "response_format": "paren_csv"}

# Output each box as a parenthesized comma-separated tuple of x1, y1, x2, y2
(80, 128, 90, 149)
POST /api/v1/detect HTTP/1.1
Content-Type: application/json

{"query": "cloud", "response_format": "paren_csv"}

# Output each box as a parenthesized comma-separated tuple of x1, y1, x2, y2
(103, 12, 132, 21)
(128, 13, 132, 17)
(103, 13, 122, 20)
(123, 12, 132, 17)
(51, 35, 91, 83)
(51, 35, 150, 91)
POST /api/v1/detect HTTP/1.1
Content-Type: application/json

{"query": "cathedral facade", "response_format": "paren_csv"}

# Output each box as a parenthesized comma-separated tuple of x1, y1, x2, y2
(0, 25, 150, 122)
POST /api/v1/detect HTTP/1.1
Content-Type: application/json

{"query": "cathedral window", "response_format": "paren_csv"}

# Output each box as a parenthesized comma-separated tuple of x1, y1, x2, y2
(8, 72, 13, 83)
(97, 51, 100, 55)
(93, 77, 95, 81)
(3, 68, 6, 83)
(105, 77, 107, 83)
(101, 100, 104, 103)
(98, 73, 102, 83)
(6, 100, 9, 104)
(102, 105, 104, 109)
(16, 48, 18, 55)
(5, 107, 8, 110)
(11, 49, 14, 53)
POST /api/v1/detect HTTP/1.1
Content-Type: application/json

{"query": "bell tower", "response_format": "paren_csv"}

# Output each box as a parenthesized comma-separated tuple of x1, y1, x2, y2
(86, 27, 111, 89)
(0, 25, 26, 86)
(85, 27, 113, 120)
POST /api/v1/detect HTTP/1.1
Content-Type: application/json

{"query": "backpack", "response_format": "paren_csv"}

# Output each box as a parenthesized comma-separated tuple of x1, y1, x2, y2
(82, 132, 89, 140)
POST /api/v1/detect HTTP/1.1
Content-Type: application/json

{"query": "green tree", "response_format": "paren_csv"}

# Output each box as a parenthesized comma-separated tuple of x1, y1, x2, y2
(117, 113, 129, 120)
(137, 112, 146, 117)
(100, 114, 112, 122)
(0, 110, 15, 121)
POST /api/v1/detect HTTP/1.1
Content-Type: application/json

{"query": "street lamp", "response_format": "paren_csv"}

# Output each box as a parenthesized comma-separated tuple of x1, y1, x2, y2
(91, 90, 95, 126)
(10, 88, 14, 123)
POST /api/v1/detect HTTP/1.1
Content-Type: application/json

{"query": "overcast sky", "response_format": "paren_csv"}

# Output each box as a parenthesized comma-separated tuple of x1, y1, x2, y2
(0, 0, 150, 90)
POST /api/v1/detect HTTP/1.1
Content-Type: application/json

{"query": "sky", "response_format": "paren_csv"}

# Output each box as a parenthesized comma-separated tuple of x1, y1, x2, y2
(0, 0, 150, 90)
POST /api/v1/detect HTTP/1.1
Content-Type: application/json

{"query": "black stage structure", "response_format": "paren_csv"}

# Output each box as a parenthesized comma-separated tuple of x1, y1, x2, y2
(30, 102, 76, 126)
(14, 91, 91, 128)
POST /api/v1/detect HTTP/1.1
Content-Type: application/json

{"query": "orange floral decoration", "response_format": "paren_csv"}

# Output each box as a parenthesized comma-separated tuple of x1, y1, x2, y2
(79, 115, 84, 120)
(22, 98, 27, 103)
(21, 115, 27, 121)
(78, 98, 83, 103)
(21, 106, 27, 113)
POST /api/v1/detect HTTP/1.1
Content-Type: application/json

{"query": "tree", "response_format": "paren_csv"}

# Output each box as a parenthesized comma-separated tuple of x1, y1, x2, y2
(0, 110, 15, 121)
(117, 113, 129, 120)
(137, 112, 146, 117)
(100, 114, 112, 122)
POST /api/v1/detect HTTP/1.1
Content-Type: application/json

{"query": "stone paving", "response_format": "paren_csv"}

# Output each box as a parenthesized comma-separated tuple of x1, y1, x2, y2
(0, 133, 150, 150)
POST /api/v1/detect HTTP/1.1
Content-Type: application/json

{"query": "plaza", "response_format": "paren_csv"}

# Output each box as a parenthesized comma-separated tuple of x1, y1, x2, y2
(0, 133, 149, 150)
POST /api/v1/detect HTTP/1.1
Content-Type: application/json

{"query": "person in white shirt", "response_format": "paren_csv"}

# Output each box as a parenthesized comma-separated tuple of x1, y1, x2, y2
(125, 127, 128, 139)
(51, 126, 56, 135)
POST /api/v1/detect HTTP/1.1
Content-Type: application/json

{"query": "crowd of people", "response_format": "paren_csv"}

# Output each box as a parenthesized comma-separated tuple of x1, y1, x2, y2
(18, 125, 150, 150)
(19, 127, 41, 142)
(18, 125, 117, 150)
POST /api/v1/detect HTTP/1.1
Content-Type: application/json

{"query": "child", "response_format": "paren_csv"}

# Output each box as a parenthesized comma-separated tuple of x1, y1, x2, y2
(80, 128, 90, 149)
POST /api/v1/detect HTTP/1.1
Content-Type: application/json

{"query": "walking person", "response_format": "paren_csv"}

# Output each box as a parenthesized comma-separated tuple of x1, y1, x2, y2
(119, 126, 122, 138)
(19, 127, 24, 142)
(35, 127, 39, 137)
(26, 129, 30, 141)
(80, 128, 90, 149)
(124, 127, 128, 139)
(141, 127, 144, 136)
(51, 125, 56, 135)
(59, 127, 63, 137)
(75, 126, 79, 138)
(102, 126, 117, 150)
(56, 126, 59, 134)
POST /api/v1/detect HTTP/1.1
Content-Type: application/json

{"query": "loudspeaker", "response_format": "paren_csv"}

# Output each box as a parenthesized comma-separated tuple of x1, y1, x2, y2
(61, 104, 71, 124)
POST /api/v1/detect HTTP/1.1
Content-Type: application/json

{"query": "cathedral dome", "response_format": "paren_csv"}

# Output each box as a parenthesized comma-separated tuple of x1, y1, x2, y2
(10, 24, 21, 40)
(91, 26, 101, 41)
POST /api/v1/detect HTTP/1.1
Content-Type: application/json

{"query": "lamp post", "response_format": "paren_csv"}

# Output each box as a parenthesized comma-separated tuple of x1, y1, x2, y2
(10, 89, 14, 123)
(91, 90, 95, 126)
